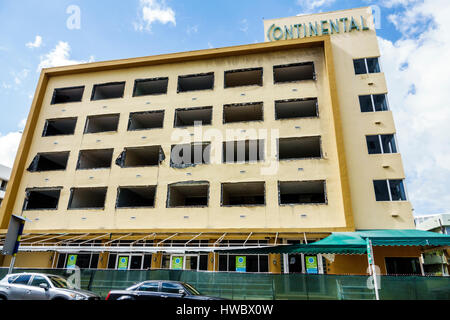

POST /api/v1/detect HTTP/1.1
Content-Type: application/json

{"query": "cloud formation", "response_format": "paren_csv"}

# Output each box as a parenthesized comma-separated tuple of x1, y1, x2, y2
(134, 0, 176, 32)
(0, 132, 22, 168)
(37, 41, 94, 71)
(26, 35, 43, 49)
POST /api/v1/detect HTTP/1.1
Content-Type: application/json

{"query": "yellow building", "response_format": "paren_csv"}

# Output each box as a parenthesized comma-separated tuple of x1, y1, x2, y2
(0, 7, 418, 275)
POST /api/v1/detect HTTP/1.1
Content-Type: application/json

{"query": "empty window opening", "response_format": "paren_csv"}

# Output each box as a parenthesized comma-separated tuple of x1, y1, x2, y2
(278, 136, 322, 160)
(274, 62, 315, 83)
(174, 107, 212, 127)
(222, 182, 265, 206)
(223, 140, 264, 163)
(128, 110, 164, 131)
(116, 186, 156, 208)
(116, 146, 164, 168)
(177, 73, 214, 92)
(133, 78, 168, 97)
(354, 57, 381, 75)
(279, 181, 326, 205)
(359, 94, 389, 112)
(43, 118, 77, 137)
(374, 180, 407, 202)
(27, 152, 70, 172)
(91, 82, 125, 101)
(68, 187, 107, 209)
(51, 86, 84, 104)
(275, 98, 318, 119)
(366, 134, 397, 154)
(167, 182, 209, 207)
(224, 68, 263, 88)
(77, 149, 114, 170)
(223, 102, 263, 123)
(171, 142, 211, 168)
(84, 114, 120, 134)
(23, 188, 61, 210)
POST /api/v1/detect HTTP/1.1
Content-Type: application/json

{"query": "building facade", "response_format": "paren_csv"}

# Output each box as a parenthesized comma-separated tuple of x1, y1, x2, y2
(0, 165, 11, 208)
(0, 7, 417, 274)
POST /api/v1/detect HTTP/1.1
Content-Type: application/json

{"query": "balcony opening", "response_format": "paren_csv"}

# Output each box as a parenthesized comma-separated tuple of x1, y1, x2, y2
(68, 187, 107, 209)
(133, 78, 168, 96)
(221, 182, 265, 206)
(177, 73, 214, 92)
(174, 107, 212, 127)
(128, 110, 164, 131)
(279, 181, 326, 205)
(167, 182, 209, 207)
(51, 86, 84, 104)
(223, 102, 263, 123)
(77, 149, 114, 170)
(278, 136, 322, 160)
(223, 140, 264, 163)
(91, 82, 125, 101)
(84, 114, 120, 134)
(23, 188, 61, 210)
(275, 98, 318, 119)
(43, 118, 77, 137)
(224, 68, 263, 88)
(116, 186, 156, 208)
(27, 152, 70, 172)
(273, 62, 315, 83)
(171, 142, 210, 168)
(116, 146, 164, 168)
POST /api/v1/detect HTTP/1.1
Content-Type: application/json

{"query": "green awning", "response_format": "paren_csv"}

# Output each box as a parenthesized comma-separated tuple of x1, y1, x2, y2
(215, 230, 450, 255)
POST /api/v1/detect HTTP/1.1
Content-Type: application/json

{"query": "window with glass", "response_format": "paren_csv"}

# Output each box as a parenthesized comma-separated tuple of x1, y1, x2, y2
(359, 94, 389, 112)
(30, 276, 50, 287)
(366, 134, 397, 154)
(354, 57, 381, 74)
(373, 180, 407, 201)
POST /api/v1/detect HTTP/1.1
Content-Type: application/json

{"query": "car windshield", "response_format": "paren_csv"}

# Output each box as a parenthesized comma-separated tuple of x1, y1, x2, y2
(48, 275, 74, 289)
(183, 283, 201, 296)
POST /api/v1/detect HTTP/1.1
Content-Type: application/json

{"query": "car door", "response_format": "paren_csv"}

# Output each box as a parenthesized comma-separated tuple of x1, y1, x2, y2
(134, 281, 161, 300)
(23, 275, 52, 300)
(160, 282, 185, 300)
(8, 274, 32, 300)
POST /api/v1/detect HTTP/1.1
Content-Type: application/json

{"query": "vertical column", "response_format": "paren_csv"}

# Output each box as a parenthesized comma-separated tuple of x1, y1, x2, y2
(208, 240, 219, 271)
(97, 252, 109, 269)
(151, 252, 163, 269)
(268, 237, 281, 274)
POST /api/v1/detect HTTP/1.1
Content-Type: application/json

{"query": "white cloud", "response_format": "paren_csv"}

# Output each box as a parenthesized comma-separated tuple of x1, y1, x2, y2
(37, 41, 94, 71)
(134, 0, 176, 32)
(240, 19, 249, 33)
(26, 35, 43, 49)
(0, 132, 22, 168)
(12, 69, 30, 85)
(377, 0, 450, 214)
(297, 0, 336, 14)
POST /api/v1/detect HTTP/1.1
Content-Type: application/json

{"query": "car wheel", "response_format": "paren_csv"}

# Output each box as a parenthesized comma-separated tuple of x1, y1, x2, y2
(0, 295, 6, 301)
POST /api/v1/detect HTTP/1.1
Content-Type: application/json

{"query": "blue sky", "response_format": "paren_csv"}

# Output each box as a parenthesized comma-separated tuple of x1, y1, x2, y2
(0, 0, 449, 216)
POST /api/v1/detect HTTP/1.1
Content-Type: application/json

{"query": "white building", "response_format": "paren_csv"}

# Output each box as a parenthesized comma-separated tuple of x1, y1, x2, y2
(0, 164, 11, 208)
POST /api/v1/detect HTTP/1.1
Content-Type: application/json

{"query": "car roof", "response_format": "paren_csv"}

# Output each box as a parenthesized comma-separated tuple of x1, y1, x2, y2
(6, 272, 64, 278)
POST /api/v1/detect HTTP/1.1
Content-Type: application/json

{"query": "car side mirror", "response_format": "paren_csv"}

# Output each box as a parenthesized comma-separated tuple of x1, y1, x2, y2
(179, 289, 186, 296)
(39, 283, 49, 290)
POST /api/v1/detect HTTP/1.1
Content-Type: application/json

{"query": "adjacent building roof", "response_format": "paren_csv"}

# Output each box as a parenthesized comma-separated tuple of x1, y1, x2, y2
(0, 164, 11, 181)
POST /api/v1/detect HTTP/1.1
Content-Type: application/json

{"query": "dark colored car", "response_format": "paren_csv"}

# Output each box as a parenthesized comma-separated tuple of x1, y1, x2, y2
(105, 280, 224, 300)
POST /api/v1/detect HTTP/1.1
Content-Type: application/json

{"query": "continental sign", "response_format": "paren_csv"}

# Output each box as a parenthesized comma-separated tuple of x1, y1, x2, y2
(266, 16, 370, 41)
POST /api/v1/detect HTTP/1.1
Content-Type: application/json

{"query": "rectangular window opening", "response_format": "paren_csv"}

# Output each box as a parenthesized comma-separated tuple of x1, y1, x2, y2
(274, 62, 315, 83)
(275, 98, 318, 119)
(177, 73, 214, 93)
(223, 140, 264, 163)
(68, 187, 107, 209)
(27, 152, 70, 172)
(170, 142, 210, 168)
(279, 181, 327, 205)
(223, 102, 263, 123)
(224, 68, 263, 88)
(174, 107, 212, 127)
(278, 136, 322, 160)
(354, 57, 381, 75)
(84, 114, 120, 134)
(43, 118, 77, 137)
(366, 134, 397, 154)
(51, 86, 84, 104)
(128, 110, 164, 131)
(116, 186, 156, 208)
(24, 188, 61, 210)
(374, 179, 406, 201)
(91, 82, 125, 101)
(359, 94, 388, 113)
(117, 146, 164, 168)
(77, 149, 114, 170)
(167, 182, 209, 208)
(221, 182, 265, 206)
(133, 78, 168, 97)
